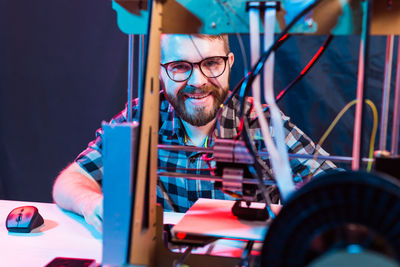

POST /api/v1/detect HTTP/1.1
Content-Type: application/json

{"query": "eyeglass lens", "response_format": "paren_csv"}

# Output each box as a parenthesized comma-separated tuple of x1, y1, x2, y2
(167, 57, 226, 82)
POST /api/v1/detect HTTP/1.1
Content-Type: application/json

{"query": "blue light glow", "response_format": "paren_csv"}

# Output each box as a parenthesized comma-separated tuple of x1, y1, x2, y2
(347, 244, 363, 254)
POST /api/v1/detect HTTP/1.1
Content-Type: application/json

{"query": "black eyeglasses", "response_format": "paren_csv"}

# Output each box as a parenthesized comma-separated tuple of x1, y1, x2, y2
(160, 55, 229, 82)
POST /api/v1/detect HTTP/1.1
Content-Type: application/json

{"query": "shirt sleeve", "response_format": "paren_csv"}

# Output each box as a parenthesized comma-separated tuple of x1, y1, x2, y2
(281, 114, 337, 181)
(251, 112, 337, 183)
(75, 107, 130, 184)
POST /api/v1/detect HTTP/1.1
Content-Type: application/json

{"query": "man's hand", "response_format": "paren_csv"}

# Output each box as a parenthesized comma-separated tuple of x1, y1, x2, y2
(79, 193, 103, 233)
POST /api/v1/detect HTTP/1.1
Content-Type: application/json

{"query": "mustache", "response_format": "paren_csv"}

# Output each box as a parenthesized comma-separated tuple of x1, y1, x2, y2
(178, 85, 219, 95)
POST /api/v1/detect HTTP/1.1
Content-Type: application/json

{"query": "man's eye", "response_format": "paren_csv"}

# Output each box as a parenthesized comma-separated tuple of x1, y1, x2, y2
(203, 59, 222, 68)
(170, 63, 191, 72)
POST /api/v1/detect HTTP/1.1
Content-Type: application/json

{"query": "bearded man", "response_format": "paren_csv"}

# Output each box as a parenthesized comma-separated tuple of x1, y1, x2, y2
(53, 34, 335, 233)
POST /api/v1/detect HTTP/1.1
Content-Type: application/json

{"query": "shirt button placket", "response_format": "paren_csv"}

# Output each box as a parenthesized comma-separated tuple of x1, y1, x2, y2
(189, 156, 200, 200)
(186, 156, 196, 204)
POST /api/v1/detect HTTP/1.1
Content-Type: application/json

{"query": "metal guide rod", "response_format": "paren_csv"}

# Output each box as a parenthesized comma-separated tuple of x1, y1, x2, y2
(157, 144, 374, 163)
(138, 34, 145, 103)
(351, 20, 365, 170)
(127, 35, 145, 122)
(248, 3, 261, 94)
(391, 36, 400, 156)
(352, 0, 371, 170)
(127, 34, 134, 122)
(157, 171, 276, 185)
(379, 34, 395, 151)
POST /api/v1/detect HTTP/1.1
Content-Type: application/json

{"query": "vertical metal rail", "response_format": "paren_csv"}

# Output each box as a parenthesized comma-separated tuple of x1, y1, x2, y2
(379, 34, 395, 151)
(127, 34, 134, 122)
(127, 34, 145, 122)
(138, 34, 145, 106)
(391, 37, 400, 156)
(352, 0, 372, 170)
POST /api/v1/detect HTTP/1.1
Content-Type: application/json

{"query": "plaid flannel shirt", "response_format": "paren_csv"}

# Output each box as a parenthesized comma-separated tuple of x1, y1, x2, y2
(76, 92, 336, 212)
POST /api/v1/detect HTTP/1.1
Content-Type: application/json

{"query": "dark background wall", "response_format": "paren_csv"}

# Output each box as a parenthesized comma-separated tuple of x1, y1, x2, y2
(230, 34, 397, 170)
(0, 1, 397, 202)
(0, 0, 128, 202)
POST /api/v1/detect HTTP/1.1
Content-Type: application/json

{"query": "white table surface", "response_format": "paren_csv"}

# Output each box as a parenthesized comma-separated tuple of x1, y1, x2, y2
(0, 200, 102, 267)
(0, 199, 263, 267)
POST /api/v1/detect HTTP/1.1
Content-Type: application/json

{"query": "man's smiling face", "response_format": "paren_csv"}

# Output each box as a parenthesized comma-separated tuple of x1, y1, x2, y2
(160, 35, 234, 127)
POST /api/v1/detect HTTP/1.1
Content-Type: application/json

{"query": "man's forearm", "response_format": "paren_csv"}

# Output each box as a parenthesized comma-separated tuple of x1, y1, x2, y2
(52, 162, 102, 216)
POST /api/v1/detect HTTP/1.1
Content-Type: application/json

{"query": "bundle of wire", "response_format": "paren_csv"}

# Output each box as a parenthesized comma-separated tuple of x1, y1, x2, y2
(236, 0, 327, 204)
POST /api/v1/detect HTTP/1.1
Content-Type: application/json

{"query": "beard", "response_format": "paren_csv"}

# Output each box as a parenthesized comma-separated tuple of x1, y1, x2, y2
(165, 83, 229, 127)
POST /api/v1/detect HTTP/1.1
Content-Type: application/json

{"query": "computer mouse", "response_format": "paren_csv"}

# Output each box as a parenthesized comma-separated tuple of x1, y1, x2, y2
(6, 206, 44, 233)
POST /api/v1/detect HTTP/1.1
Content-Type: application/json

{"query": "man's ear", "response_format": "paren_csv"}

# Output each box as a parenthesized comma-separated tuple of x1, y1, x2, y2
(228, 52, 234, 68)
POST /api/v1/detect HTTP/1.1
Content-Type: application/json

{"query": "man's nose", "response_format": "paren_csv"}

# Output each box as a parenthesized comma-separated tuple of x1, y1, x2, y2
(187, 65, 207, 88)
